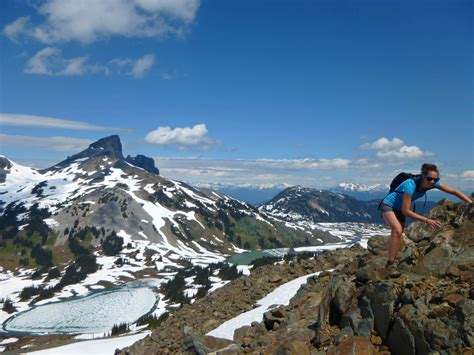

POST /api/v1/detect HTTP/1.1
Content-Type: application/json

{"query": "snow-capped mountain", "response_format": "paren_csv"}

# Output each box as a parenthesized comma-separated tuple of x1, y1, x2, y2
(329, 182, 388, 201)
(189, 183, 285, 206)
(0, 136, 334, 258)
(259, 185, 381, 224)
(336, 182, 387, 192)
(331, 182, 446, 207)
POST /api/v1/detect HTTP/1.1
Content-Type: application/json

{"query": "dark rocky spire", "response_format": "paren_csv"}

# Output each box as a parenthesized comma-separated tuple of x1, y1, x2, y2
(46, 135, 124, 170)
(88, 135, 123, 159)
(125, 154, 159, 175)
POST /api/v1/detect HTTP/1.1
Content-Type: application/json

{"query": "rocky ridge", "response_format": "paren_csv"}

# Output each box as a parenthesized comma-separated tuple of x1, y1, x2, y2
(119, 200, 473, 354)
(259, 185, 381, 223)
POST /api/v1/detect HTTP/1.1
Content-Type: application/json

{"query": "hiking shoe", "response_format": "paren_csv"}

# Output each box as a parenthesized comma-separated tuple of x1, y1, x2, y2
(386, 260, 401, 278)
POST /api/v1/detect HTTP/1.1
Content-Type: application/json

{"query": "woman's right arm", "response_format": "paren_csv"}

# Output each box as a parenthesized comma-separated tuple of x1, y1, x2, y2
(401, 193, 441, 229)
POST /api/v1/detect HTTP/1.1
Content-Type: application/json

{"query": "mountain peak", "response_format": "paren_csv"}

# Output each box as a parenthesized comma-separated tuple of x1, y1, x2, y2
(47, 135, 124, 170)
(88, 135, 123, 159)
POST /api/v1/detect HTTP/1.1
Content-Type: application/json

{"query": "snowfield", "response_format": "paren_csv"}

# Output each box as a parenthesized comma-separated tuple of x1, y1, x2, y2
(207, 270, 332, 340)
(28, 331, 151, 355)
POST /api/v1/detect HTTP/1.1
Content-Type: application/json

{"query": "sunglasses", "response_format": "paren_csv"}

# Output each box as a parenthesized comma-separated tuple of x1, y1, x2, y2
(425, 176, 439, 182)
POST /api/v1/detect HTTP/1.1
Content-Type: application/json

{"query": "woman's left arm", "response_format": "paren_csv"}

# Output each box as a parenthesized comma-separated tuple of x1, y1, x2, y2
(438, 184, 472, 203)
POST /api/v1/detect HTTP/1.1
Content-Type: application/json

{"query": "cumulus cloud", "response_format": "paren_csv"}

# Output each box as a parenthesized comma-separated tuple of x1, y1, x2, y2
(360, 137, 404, 151)
(376, 145, 432, 159)
(3, 0, 201, 44)
(0, 113, 124, 131)
(24, 47, 154, 78)
(0, 134, 92, 152)
(360, 137, 431, 160)
(461, 170, 474, 180)
(144, 124, 220, 151)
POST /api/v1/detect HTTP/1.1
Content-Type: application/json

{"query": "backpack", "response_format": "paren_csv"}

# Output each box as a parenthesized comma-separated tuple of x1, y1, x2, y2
(379, 172, 429, 211)
(389, 172, 422, 193)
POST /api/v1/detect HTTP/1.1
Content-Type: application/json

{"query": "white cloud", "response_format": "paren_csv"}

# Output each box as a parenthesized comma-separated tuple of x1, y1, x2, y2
(0, 134, 92, 152)
(135, 0, 200, 23)
(151, 156, 383, 188)
(129, 54, 155, 78)
(3, 16, 30, 42)
(360, 137, 432, 160)
(24, 47, 94, 76)
(461, 170, 474, 180)
(254, 158, 352, 170)
(151, 156, 474, 189)
(4, 0, 201, 44)
(376, 145, 432, 159)
(144, 124, 220, 151)
(24, 47, 155, 78)
(352, 158, 381, 169)
(360, 137, 404, 151)
(0, 113, 124, 131)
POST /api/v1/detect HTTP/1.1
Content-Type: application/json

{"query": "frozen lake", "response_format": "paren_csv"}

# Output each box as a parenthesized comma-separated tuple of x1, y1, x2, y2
(2, 281, 159, 335)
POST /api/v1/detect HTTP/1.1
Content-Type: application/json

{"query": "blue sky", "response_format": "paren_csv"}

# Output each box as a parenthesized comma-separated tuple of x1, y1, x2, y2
(0, 0, 472, 189)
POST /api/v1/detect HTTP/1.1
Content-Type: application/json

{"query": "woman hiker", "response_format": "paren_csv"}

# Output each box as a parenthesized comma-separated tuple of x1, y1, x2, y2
(380, 163, 472, 277)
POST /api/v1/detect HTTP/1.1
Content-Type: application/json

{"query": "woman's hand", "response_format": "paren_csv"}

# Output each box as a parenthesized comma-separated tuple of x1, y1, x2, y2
(425, 218, 442, 229)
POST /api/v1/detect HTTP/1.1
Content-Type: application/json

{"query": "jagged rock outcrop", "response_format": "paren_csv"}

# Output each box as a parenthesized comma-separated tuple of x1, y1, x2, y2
(48, 135, 124, 170)
(118, 200, 473, 354)
(125, 154, 159, 175)
(0, 156, 12, 183)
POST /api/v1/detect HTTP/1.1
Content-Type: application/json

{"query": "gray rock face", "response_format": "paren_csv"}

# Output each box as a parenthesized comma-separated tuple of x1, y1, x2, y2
(125, 154, 159, 175)
(48, 135, 124, 170)
(413, 245, 453, 276)
(0, 156, 12, 183)
(366, 282, 398, 342)
(388, 317, 415, 355)
(456, 300, 474, 346)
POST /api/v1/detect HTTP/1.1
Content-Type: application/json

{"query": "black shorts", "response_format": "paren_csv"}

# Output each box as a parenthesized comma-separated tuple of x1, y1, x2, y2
(380, 203, 406, 227)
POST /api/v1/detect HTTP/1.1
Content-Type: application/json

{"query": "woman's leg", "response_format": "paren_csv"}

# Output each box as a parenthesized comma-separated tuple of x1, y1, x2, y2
(383, 211, 404, 261)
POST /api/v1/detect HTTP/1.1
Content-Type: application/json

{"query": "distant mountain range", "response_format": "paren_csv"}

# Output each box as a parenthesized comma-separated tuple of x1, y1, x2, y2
(259, 185, 381, 224)
(211, 181, 452, 206)
(190, 182, 386, 205)
(330, 182, 387, 201)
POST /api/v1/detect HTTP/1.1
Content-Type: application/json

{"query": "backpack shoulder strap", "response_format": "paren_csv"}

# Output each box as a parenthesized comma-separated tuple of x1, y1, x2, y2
(394, 174, 417, 194)
(413, 174, 423, 192)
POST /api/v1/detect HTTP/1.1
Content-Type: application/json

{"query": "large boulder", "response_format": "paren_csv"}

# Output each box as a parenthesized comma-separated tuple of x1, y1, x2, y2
(412, 245, 452, 276)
